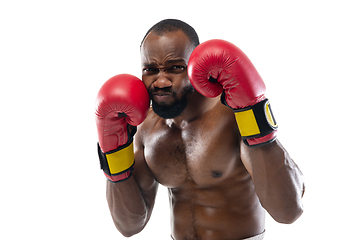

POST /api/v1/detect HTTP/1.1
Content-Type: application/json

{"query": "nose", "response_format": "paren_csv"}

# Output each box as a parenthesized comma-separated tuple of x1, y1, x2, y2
(152, 71, 172, 89)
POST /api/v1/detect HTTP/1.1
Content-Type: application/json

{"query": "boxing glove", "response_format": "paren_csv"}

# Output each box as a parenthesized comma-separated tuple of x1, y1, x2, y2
(188, 39, 277, 147)
(95, 74, 150, 182)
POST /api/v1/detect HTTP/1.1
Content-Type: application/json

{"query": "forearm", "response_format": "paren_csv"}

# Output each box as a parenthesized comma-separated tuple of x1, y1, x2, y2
(106, 177, 149, 237)
(245, 139, 305, 223)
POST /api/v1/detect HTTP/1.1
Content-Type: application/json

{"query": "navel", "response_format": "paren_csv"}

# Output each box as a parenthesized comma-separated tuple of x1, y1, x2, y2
(212, 171, 223, 178)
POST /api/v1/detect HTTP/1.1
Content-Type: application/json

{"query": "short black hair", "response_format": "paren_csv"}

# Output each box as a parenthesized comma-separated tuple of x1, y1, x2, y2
(140, 19, 200, 48)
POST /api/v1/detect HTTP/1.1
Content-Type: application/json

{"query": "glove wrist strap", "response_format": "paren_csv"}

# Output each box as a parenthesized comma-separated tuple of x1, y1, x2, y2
(98, 137, 135, 182)
(221, 93, 278, 147)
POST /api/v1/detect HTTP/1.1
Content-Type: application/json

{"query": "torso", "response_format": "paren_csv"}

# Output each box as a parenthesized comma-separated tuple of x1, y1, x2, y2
(139, 100, 265, 240)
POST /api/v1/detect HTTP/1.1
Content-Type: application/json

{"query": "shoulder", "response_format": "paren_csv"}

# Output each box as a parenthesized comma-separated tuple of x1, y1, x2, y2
(214, 99, 235, 116)
(208, 99, 238, 129)
(140, 107, 162, 131)
(133, 108, 160, 188)
(135, 107, 163, 144)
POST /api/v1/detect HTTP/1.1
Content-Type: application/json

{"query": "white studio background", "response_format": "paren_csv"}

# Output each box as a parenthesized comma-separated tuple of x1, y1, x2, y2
(1, 1, 359, 239)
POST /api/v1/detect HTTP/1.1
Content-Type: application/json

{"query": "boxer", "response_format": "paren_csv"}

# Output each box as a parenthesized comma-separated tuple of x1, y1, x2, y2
(95, 19, 305, 240)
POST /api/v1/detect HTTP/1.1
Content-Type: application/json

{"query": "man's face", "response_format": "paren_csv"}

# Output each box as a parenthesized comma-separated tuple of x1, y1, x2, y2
(140, 30, 195, 119)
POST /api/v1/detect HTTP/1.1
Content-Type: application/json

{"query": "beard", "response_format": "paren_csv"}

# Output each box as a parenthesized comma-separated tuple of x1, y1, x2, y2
(150, 85, 194, 119)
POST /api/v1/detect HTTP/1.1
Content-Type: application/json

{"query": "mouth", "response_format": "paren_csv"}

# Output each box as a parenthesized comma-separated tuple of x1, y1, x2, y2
(152, 92, 171, 102)
(150, 86, 174, 103)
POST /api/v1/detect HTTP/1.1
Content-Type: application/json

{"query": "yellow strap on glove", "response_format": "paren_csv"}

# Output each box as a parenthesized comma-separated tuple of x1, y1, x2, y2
(233, 99, 278, 139)
(98, 139, 135, 182)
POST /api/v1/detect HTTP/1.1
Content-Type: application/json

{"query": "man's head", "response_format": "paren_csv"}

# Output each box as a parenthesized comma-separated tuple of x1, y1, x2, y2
(140, 19, 199, 49)
(140, 19, 199, 119)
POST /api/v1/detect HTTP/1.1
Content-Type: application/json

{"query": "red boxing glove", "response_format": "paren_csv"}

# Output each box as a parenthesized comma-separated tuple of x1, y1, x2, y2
(188, 39, 277, 147)
(95, 74, 150, 182)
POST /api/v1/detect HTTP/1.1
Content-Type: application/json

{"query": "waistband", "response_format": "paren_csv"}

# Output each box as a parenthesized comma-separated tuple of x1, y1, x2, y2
(242, 230, 265, 240)
(170, 230, 265, 240)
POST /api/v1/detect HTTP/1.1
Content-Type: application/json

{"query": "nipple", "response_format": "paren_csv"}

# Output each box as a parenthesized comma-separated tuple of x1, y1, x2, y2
(212, 171, 223, 178)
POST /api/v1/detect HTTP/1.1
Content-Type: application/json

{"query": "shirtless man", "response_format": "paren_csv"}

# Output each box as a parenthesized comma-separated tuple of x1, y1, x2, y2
(95, 19, 305, 240)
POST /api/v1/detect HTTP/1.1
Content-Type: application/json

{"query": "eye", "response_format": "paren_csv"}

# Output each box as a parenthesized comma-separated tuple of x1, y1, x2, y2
(168, 65, 186, 73)
(143, 67, 159, 75)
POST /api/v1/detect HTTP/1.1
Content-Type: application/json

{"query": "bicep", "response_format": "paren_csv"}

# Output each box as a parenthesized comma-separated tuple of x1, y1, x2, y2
(240, 139, 254, 178)
(133, 130, 159, 214)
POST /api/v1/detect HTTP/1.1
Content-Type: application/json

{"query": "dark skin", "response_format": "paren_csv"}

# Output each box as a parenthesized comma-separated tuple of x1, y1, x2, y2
(106, 30, 304, 239)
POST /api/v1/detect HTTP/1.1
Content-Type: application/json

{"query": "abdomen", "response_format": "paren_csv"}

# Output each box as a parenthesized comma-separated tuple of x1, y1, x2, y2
(169, 177, 265, 240)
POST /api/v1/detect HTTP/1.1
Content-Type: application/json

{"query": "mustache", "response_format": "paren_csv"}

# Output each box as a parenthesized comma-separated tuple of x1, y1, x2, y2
(150, 87, 172, 94)
(149, 87, 174, 102)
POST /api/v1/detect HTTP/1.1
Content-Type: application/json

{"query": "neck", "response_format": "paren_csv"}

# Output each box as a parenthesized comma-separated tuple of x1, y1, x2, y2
(165, 91, 218, 129)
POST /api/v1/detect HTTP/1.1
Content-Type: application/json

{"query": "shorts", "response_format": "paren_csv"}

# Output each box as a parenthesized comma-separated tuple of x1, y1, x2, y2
(170, 230, 265, 240)
(243, 230, 265, 240)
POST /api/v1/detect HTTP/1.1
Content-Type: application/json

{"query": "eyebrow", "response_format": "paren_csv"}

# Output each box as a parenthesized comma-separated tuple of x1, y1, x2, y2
(143, 58, 186, 67)
(167, 59, 186, 64)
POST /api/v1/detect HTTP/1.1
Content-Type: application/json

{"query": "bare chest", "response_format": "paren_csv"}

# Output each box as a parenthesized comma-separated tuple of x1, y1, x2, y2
(143, 115, 241, 188)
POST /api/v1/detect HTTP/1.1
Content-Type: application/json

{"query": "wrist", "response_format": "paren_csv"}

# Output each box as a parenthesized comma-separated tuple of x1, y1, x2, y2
(244, 131, 277, 147)
(98, 137, 135, 182)
(221, 93, 278, 147)
(103, 169, 134, 183)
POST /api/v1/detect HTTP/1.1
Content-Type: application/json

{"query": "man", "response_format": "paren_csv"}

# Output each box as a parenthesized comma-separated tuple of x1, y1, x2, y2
(95, 19, 305, 240)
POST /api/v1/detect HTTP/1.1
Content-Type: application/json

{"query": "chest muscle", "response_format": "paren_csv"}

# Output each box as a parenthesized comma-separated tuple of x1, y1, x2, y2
(144, 115, 241, 188)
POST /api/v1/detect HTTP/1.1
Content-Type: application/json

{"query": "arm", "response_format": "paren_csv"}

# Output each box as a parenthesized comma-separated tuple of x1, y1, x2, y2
(241, 139, 305, 224)
(106, 128, 159, 237)
(95, 74, 156, 236)
(187, 39, 305, 224)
